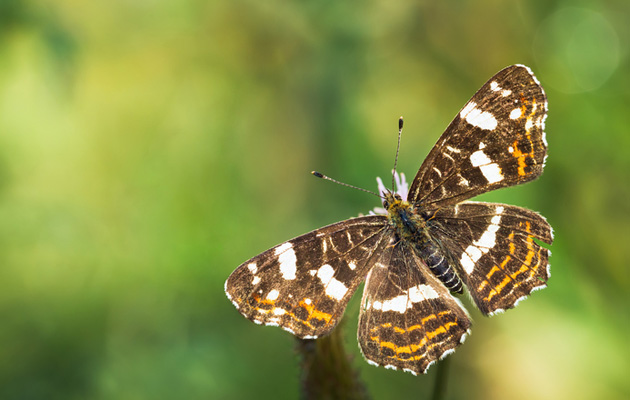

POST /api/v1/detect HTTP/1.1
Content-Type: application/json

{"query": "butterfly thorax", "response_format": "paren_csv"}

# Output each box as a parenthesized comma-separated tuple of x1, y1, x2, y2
(383, 192, 426, 239)
(384, 191, 464, 293)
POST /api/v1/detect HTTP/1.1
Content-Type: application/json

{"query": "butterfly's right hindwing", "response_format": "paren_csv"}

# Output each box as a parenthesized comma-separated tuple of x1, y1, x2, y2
(225, 215, 388, 338)
(428, 201, 553, 315)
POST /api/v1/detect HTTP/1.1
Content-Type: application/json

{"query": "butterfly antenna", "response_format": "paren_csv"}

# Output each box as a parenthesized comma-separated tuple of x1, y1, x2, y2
(392, 116, 403, 191)
(311, 171, 382, 199)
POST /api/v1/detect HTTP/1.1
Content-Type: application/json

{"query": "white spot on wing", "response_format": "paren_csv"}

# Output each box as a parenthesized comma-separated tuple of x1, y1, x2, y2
(282, 326, 296, 335)
(490, 81, 500, 91)
(348, 261, 357, 270)
(317, 264, 334, 281)
(317, 264, 349, 300)
(470, 150, 503, 183)
(474, 225, 500, 249)
(276, 242, 292, 253)
(379, 294, 408, 313)
(461, 101, 476, 116)
(531, 284, 547, 293)
(408, 284, 439, 301)
(366, 359, 379, 367)
(266, 289, 280, 301)
(462, 245, 483, 274)
(501, 89, 512, 97)
(460, 102, 498, 130)
(488, 308, 505, 316)
(374, 284, 439, 313)
(252, 276, 261, 285)
(460, 252, 476, 274)
(440, 348, 455, 360)
(479, 164, 503, 184)
(275, 242, 297, 280)
(509, 108, 522, 119)
(470, 150, 492, 166)
(224, 280, 231, 298)
(247, 263, 258, 274)
(325, 279, 348, 300)
(492, 206, 504, 221)
(460, 206, 504, 274)
(525, 118, 534, 131)
(273, 308, 286, 315)
(403, 368, 418, 376)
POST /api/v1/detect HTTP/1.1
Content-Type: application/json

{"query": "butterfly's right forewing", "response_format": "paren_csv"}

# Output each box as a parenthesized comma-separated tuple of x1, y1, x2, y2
(408, 65, 548, 208)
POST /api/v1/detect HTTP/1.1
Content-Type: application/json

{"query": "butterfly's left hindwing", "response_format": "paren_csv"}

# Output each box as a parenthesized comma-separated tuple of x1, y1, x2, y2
(225, 216, 388, 338)
(358, 239, 471, 375)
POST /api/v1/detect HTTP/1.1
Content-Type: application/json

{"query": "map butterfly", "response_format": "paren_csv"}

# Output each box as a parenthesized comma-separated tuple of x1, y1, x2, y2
(225, 65, 553, 375)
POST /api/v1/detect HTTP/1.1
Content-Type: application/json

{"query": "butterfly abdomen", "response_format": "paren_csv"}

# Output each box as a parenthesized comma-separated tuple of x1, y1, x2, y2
(386, 197, 464, 294)
(416, 241, 464, 294)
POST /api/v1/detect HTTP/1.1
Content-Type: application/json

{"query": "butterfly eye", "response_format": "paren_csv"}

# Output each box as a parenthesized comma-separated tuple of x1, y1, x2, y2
(394, 194, 402, 201)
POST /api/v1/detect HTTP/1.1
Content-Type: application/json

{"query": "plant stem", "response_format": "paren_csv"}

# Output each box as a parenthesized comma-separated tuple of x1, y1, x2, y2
(430, 356, 450, 400)
(296, 323, 370, 400)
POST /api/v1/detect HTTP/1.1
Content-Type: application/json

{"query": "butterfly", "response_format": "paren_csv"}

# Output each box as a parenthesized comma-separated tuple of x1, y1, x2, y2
(225, 65, 553, 375)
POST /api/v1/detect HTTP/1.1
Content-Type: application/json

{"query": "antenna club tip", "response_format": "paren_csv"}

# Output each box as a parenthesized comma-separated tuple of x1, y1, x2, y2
(311, 171, 324, 178)
(399, 117, 404, 129)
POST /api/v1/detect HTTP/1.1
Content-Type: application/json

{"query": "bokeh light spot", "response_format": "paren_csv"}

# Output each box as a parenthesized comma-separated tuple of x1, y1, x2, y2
(534, 8, 620, 93)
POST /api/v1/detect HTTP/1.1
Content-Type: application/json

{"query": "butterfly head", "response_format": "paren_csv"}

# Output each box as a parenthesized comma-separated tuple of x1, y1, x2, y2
(381, 190, 403, 210)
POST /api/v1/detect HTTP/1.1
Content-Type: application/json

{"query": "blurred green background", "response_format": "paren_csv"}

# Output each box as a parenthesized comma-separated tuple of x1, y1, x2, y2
(0, 1, 628, 399)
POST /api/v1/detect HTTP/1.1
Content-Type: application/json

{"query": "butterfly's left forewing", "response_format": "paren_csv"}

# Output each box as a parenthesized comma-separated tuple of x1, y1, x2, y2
(225, 215, 389, 338)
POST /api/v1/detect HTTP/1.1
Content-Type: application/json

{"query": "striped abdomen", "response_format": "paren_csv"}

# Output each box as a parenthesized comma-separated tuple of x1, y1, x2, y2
(418, 241, 463, 293)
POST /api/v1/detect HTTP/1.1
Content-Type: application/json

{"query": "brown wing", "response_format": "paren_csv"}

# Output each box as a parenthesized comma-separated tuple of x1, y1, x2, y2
(408, 65, 548, 208)
(428, 201, 553, 315)
(358, 237, 471, 375)
(225, 215, 389, 338)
